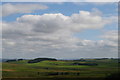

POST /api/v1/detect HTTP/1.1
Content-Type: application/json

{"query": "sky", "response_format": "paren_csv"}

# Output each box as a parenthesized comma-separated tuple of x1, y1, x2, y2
(1, 2, 118, 59)
(2, 0, 119, 2)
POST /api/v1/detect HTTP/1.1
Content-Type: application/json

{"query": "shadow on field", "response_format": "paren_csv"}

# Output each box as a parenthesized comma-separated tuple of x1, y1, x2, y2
(105, 72, 120, 80)
(1, 77, 120, 80)
(1, 78, 104, 80)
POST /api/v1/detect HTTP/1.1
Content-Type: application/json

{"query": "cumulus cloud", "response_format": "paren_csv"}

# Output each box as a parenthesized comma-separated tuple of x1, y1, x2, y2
(1, 3, 48, 16)
(2, 9, 118, 59)
(101, 30, 118, 41)
(2, 10, 117, 40)
(100, 30, 118, 47)
(15, 10, 117, 33)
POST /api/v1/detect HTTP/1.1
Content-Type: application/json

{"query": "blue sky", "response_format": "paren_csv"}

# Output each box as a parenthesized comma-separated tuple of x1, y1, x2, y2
(3, 2, 118, 21)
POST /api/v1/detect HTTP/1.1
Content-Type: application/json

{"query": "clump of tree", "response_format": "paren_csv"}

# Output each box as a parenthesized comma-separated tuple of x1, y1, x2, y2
(28, 58, 57, 63)
(18, 59, 24, 61)
(6, 59, 17, 62)
(73, 59, 86, 61)
(71, 62, 98, 66)
(6, 59, 24, 62)
(95, 58, 109, 60)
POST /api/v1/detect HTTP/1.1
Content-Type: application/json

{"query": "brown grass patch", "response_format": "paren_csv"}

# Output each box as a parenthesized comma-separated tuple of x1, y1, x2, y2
(2, 69, 15, 71)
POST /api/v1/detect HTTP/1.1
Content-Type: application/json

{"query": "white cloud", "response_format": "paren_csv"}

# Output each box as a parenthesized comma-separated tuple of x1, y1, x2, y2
(2, 9, 118, 59)
(1, 3, 48, 16)
(99, 30, 118, 47)
(101, 30, 118, 41)
(5, 41, 16, 46)
(14, 10, 116, 33)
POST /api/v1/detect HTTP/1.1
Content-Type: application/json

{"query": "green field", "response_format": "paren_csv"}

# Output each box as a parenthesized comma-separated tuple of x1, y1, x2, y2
(1, 58, 119, 80)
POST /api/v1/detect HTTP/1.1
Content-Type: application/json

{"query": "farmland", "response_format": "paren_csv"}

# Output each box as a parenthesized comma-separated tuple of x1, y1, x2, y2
(1, 58, 119, 80)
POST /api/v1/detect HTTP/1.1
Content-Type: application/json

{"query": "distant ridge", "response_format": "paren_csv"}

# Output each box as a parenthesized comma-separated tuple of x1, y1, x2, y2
(28, 58, 57, 63)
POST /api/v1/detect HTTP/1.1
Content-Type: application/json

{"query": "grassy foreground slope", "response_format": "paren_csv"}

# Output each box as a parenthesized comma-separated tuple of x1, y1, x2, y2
(2, 58, 119, 79)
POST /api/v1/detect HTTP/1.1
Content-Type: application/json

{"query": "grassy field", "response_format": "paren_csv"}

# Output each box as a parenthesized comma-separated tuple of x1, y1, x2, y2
(1, 58, 119, 80)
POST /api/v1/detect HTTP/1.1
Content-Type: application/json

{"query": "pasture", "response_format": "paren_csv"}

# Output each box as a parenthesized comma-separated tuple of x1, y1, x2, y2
(1, 58, 119, 80)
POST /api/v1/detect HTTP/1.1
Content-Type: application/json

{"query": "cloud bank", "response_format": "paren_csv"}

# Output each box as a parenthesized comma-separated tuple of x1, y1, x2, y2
(2, 9, 118, 59)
